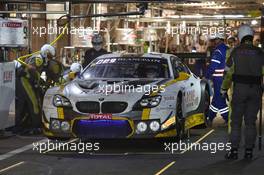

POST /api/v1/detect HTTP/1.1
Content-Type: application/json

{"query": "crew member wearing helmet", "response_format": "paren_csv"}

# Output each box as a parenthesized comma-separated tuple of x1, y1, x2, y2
(222, 24, 264, 159)
(40, 44, 56, 65)
(63, 63, 82, 82)
(40, 44, 64, 86)
(82, 34, 107, 68)
(14, 44, 63, 134)
(15, 55, 44, 134)
(205, 33, 229, 126)
(227, 36, 237, 49)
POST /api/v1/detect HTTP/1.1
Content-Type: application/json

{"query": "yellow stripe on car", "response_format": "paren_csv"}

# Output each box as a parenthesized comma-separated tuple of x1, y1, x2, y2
(43, 128, 55, 137)
(57, 107, 64, 119)
(161, 116, 176, 130)
(141, 108, 151, 120)
(151, 72, 190, 96)
(155, 128, 177, 138)
(143, 73, 190, 120)
(185, 113, 205, 129)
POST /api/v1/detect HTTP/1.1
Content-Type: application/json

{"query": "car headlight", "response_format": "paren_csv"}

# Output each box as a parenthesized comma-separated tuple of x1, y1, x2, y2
(140, 99, 149, 107)
(51, 120, 60, 130)
(149, 121, 160, 132)
(61, 121, 70, 132)
(53, 95, 72, 107)
(136, 122, 147, 134)
(139, 96, 161, 108)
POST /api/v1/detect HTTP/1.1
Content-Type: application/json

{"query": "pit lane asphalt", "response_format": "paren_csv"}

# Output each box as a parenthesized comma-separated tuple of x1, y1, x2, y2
(0, 118, 263, 175)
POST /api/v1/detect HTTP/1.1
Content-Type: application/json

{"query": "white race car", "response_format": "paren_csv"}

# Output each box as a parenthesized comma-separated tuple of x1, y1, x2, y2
(42, 53, 211, 139)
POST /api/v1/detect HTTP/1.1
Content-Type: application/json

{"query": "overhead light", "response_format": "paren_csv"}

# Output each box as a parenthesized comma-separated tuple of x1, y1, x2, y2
(182, 21, 186, 27)
(251, 20, 258, 25)
(213, 15, 244, 18)
(180, 15, 204, 19)
(10, 13, 16, 17)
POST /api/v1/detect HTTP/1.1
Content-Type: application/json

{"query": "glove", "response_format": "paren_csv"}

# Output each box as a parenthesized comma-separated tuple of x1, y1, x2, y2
(220, 88, 228, 99)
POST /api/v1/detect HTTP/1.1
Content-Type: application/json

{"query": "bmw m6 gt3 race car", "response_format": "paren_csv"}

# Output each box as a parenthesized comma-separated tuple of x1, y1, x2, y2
(42, 53, 211, 139)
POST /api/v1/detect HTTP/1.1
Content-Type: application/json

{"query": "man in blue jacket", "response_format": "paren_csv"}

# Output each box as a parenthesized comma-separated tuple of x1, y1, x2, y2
(205, 33, 229, 126)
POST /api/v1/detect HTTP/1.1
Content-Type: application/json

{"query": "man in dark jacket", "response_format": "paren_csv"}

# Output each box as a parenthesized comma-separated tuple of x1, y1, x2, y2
(82, 34, 107, 68)
(222, 24, 264, 159)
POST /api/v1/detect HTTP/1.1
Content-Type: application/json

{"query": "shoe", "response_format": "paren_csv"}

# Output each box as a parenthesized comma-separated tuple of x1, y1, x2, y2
(206, 118, 213, 128)
(32, 128, 42, 135)
(225, 148, 238, 160)
(244, 148, 253, 160)
(218, 121, 228, 128)
(11, 127, 26, 135)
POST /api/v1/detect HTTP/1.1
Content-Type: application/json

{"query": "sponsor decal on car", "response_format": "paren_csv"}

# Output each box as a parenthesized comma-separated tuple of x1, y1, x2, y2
(88, 114, 112, 120)
(164, 96, 175, 101)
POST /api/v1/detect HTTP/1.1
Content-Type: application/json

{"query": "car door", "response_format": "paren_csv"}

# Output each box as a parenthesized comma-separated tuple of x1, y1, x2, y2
(170, 57, 200, 114)
(180, 62, 201, 113)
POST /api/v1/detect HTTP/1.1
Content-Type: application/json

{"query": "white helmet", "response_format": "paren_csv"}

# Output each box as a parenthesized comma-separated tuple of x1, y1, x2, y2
(14, 60, 21, 69)
(209, 34, 216, 40)
(238, 24, 254, 41)
(70, 63, 82, 73)
(215, 33, 225, 40)
(92, 34, 103, 45)
(40, 44, 55, 58)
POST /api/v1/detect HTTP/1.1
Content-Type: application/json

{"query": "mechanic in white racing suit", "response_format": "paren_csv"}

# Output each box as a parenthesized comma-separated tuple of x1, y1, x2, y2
(63, 63, 82, 82)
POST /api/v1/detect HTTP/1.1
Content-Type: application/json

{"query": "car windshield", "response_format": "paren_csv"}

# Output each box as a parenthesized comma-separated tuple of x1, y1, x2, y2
(82, 57, 170, 79)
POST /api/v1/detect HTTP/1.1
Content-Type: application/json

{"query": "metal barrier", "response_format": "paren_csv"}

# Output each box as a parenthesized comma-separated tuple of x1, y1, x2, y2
(0, 62, 15, 130)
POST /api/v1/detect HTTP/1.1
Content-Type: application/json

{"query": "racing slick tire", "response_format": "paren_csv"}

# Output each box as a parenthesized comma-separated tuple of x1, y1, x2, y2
(192, 88, 211, 129)
(203, 90, 210, 123)
(47, 136, 71, 141)
(175, 94, 186, 140)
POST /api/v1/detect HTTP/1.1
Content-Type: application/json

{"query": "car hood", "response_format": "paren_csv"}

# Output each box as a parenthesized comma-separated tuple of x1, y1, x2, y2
(63, 78, 168, 102)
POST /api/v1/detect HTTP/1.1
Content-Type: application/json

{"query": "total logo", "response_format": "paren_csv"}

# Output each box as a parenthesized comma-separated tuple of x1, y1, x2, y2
(89, 114, 112, 120)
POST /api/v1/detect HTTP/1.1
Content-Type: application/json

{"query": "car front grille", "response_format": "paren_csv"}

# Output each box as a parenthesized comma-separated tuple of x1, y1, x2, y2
(76, 101, 128, 114)
(72, 119, 132, 138)
(76, 101, 100, 113)
(101, 102, 128, 113)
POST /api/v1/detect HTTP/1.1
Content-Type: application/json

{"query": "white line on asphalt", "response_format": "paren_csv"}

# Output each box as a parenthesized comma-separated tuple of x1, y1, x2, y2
(89, 152, 129, 156)
(180, 129, 215, 154)
(0, 161, 25, 173)
(154, 129, 215, 175)
(0, 138, 49, 161)
(155, 161, 175, 175)
(42, 138, 79, 154)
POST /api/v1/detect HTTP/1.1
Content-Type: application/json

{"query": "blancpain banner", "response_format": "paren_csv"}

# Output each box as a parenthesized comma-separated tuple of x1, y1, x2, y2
(0, 18, 28, 47)
(0, 62, 15, 130)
